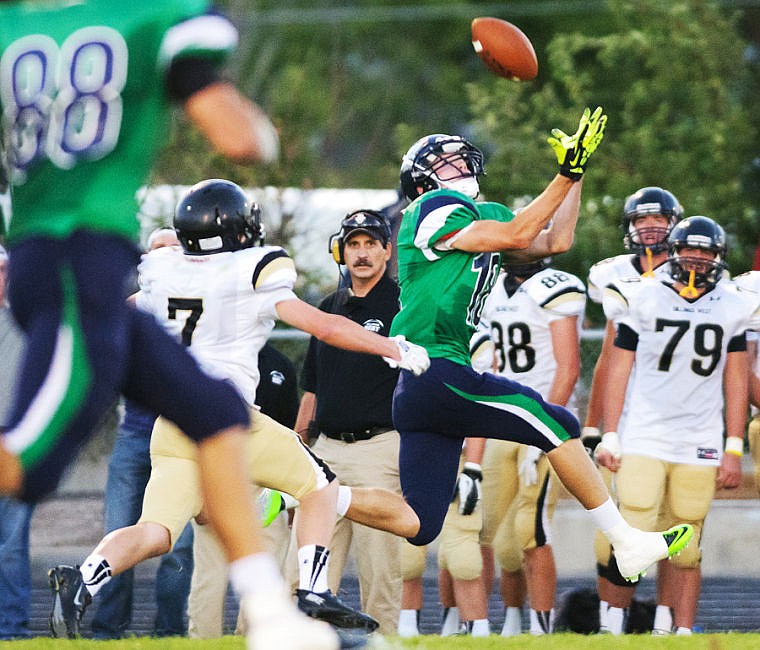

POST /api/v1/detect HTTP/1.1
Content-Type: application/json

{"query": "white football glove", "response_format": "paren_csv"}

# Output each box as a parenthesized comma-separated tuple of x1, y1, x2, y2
(383, 335, 430, 376)
(455, 462, 483, 515)
(518, 445, 542, 486)
(594, 431, 622, 461)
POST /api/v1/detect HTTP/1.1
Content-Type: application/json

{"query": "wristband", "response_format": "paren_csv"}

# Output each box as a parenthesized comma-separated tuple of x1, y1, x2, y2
(724, 437, 744, 457)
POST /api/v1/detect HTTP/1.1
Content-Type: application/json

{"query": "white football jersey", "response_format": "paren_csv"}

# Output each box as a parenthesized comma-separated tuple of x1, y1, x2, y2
(587, 253, 670, 304)
(603, 276, 760, 464)
(480, 268, 586, 400)
(136, 245, 298, 407)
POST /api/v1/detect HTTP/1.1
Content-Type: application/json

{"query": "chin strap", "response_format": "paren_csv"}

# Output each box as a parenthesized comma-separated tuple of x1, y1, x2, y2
(642, 247, 655, 278)
(679, 270, 699, 298)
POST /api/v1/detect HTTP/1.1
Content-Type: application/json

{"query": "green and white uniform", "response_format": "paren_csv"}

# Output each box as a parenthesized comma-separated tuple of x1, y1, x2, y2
(390, 188, 580, 547)
(0, 0, 234, 243)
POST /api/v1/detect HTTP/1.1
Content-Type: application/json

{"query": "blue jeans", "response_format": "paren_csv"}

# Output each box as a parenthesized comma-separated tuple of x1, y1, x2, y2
(0, 498, 34, 639)
(92, 408, 193, 638)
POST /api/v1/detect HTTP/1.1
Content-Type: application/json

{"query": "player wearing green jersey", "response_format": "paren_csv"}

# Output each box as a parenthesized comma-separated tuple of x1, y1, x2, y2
(338, 109, 695, 585)
(0, 3, 344, 648)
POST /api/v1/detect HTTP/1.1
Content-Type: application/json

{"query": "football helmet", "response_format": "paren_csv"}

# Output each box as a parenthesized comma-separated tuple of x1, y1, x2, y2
(400, 134, 485, 200)
(328, 210, 391, 265)
(503, 257, 552, 279)
(622, 186, 683, 254)
(174, 179, 263, 255)
(667, 215, 727, 288)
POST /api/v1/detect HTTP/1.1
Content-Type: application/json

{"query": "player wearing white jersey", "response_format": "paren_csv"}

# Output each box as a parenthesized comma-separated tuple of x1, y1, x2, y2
(732, 271, 760, 497)
(595, 216, 760, 635)
(584, 187, 683, 634)
(478, 259, 586, 635)
(62, 180, 431, 642)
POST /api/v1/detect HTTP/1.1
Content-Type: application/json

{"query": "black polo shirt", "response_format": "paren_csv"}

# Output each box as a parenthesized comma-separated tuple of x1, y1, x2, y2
(301, 273, 400, 435)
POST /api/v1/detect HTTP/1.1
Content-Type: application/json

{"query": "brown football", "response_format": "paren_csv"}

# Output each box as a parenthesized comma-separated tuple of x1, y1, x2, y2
(471, 17, 538, 81)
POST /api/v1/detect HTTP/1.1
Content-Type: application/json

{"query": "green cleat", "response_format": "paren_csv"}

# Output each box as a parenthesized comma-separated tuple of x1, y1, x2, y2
(662, 523, 694, 558)
(256, 488, 285, 527)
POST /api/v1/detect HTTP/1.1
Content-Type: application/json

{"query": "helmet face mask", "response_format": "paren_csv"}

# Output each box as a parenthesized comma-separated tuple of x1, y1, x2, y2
(174, 179, 263, 255)
(622, 187, 683, 254)
(667, 216, 727, 289)
(400, 134, 485, 200)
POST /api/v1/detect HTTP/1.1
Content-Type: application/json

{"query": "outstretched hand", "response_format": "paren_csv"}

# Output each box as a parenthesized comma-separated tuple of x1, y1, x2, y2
(383, 335, 430, 376)
(547, 106, 607, 181)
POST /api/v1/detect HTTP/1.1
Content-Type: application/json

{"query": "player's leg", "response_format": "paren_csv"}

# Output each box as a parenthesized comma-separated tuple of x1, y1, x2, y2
(512, 449, 559, 635)
(395, 362, 693, 582)
(245, 412, 378, 632)
(121, 312, 338, 648)
(398, 542, 426, 637)
(481, 440, 521, 635)
(438, 499, 489, 636)
(666, 462, 715, 634)
(3, 233, 139, 502)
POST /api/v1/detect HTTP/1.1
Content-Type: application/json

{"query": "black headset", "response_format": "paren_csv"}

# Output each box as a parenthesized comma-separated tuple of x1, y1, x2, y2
(328, 209, 391, 265)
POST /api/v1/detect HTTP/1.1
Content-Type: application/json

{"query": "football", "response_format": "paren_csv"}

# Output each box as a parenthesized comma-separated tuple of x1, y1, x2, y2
(471, 17, 538, 81)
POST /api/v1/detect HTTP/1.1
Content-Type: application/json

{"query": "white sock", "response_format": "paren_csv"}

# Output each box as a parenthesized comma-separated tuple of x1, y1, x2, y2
(675, 626, 692, 635)
(282, 492, 300, 510)
(79, 553, 111, 597)
(529, 608, 553, 635)
(588, 498, 629, 542)
(607, 606, 626, 636)
(471, 619, 490, 637)
(336, 485, 352, 517)
(599, 599, 609, 631)
(653, 605, 673, 632)
(229, 552, 284, 598)
(501, 606, 522, 636)
(297, 544, 330, 592)
(441, 606, 460, 636)
(397, 609, 419, 637)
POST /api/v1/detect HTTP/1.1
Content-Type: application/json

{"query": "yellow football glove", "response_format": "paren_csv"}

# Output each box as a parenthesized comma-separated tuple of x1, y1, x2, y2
(548, 106, 607, 181)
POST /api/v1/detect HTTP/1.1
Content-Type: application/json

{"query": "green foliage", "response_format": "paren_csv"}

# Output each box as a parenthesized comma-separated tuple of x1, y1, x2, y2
(468, 0, 757, 291)
(151, 0, 760, 295)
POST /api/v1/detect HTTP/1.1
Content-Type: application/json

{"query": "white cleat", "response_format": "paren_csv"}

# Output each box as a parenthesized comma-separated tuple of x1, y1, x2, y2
(243, 589, 339, 650)
(612, 524, 693, 582)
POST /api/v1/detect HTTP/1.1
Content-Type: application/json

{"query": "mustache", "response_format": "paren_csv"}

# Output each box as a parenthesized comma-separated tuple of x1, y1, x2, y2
(352, 260, 373, 267)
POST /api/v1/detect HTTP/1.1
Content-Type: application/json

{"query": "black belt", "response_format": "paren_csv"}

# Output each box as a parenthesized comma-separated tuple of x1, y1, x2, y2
(322, 427, 393, 443)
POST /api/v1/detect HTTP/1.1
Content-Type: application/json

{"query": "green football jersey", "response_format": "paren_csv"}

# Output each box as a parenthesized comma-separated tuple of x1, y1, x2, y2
(390, 188, 514, 365)
(0, 0, 234, 244)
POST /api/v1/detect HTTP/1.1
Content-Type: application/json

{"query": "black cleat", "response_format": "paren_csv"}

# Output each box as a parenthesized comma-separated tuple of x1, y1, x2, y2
(48, 565, 91, 638)
(296, 589, 379, 632)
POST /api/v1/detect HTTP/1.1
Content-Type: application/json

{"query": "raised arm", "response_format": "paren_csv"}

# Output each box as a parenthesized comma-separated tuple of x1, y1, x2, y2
(185, 82, 280, 164)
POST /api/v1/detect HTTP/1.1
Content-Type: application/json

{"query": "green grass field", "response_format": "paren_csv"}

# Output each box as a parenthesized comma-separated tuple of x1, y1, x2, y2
(3, 634, 760, 650)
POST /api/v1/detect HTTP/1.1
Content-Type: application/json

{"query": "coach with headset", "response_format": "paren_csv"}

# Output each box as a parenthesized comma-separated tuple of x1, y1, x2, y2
(293, 210, 402, 634)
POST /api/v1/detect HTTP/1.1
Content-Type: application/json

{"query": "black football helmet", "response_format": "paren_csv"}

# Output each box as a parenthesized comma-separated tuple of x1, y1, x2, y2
(399, 134, 485, 200)
(667, 215, 727, 288)
(503, 257, 552, 279)
(622, 186, 683, 254)
(174, 179, 263, 255)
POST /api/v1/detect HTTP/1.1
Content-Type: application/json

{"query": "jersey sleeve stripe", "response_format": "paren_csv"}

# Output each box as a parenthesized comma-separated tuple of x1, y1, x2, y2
(158, 13, 238, 68)
(252, 250, 295, 289)
(539, 287, 586, 312)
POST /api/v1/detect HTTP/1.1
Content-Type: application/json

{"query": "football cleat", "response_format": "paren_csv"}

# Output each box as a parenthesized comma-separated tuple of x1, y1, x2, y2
(242, 588, 339, 650)
(48, 565, 92, 638)
(256, 488, 284, 527)
(614, 524, 693, 582)
(296, 589, 379, 632)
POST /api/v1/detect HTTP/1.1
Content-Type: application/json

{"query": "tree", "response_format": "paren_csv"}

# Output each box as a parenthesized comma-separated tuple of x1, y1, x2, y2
(468, 0, 756, 320)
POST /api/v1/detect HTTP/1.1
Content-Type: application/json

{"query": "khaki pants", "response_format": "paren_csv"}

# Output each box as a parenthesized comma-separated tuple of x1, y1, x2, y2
(187, 491, 291, 638)
(286, 430, 402, 635)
